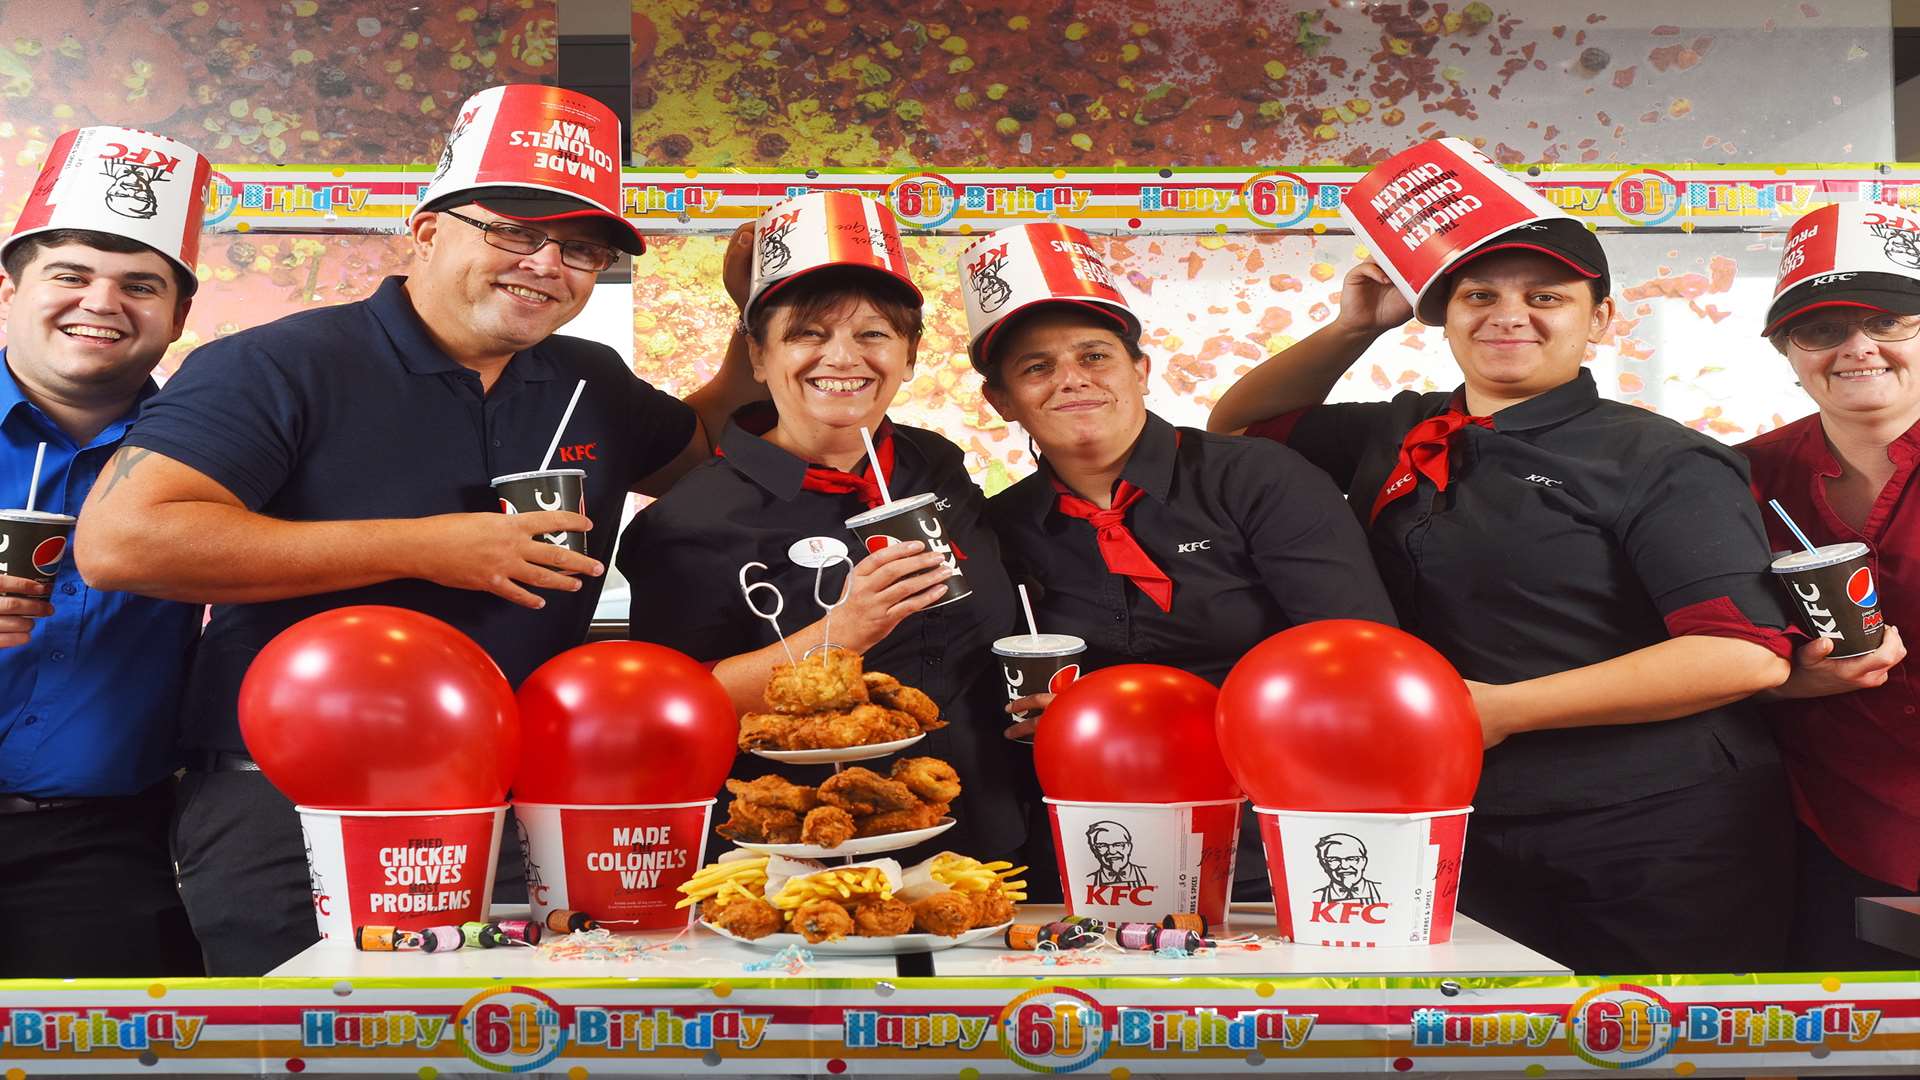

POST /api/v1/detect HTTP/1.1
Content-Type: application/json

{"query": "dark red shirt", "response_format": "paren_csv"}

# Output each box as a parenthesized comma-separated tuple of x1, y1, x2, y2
(1742, 413, 1920, 889)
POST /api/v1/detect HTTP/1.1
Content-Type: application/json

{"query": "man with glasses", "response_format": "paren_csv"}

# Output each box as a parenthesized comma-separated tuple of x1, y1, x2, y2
(1742, 203, 1918, 976)
(74, 86, 759, 975)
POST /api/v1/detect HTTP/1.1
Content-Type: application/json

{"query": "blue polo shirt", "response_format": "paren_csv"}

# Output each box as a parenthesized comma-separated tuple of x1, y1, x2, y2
(0, 352, 198, 797)
(121, 276, 696, 754)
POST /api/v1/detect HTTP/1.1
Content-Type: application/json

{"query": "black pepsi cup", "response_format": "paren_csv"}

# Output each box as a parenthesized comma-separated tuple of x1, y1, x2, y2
(992, 633, 1087, 724)
(0, 510, 74, 596)
(844, 492, 972, 607)
(491, 469, 587, 556)
(1770, 542, 1884, 659)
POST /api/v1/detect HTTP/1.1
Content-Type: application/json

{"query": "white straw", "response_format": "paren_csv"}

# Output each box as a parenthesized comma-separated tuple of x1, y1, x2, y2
(859, 426, 893, 505)
(24, 442, 45, 513)
(539, 379, 587, 472)
(1018, 583, 1039, 637)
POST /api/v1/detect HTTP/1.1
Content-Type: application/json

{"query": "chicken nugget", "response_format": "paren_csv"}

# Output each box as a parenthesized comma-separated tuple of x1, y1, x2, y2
(818, 767, 920, 814)
(766, 648, 867, 714)
(726, 775, 820, 813)
(851, 896, 916, 937)
(968, 887, 1017, 929)
(800, 805, 856, 849)
(890, 756, 961, 804)
(703, 895, 783, 940)
(855, 801, 949, 838)
(911, 891, 976, 937)
(792, 898, 854, 943)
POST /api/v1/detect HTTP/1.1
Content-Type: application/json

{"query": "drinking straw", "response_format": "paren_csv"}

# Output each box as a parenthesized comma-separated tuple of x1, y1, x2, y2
(859, 426, 893, 504)
(539, 379, 587, 472)
(1019, 583, 1039, 637)
(24, 442, 45, 513)
(1768, 499, 1818, 556)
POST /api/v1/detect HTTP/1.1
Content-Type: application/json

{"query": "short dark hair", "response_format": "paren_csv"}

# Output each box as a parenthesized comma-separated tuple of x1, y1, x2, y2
(981, 303, 1145, 388)
(1440, 268, 1607, 308)
(746, 266, 922, 344)
(2, 228, 196, 299)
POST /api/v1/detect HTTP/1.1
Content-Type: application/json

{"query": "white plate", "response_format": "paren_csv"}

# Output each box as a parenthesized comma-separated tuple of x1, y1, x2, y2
(702, 918, 1013, 955)
(730, 817, 955, 859)
(747, 734, 925, 764)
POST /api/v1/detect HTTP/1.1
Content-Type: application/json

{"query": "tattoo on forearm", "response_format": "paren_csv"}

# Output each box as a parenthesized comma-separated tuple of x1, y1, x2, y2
(97, 448, 152, 500)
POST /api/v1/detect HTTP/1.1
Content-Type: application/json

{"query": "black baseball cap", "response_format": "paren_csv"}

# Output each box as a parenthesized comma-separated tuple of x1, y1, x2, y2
(1762, 272, 1920, 337)
(424, 186, 644, 255)
(1418, 217, 1610, 324)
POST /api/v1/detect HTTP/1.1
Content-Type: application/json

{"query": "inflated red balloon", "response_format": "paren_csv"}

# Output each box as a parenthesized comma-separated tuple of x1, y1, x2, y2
(1035, 664, 1239, 802)
(1216, 619, 1481, 812)
(515, 641, 738, 804)
(238, 606, 519, 810)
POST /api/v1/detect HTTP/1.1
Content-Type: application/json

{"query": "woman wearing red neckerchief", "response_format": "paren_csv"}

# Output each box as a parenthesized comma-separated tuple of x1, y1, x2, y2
(968, 223, 1396, 902)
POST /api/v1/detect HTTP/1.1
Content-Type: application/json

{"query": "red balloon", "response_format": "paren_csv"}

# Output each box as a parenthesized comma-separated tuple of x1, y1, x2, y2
(1216, 620, 1482, 812)
(1035, 664, 1239, 802)
(238, 606, 519, 810)
(514, 641, 738, 804)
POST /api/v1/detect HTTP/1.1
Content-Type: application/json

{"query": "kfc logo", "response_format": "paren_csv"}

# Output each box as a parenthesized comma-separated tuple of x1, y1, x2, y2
(1307, 833, 1387, 924)
(516, 818, 551, 909)
(968, 244, 1013, 313)
(1868, 222, 1920, 269)
(760, 210, 801, 277)
(1083, 820, 1155, 906)
(305, 834, 331, 918)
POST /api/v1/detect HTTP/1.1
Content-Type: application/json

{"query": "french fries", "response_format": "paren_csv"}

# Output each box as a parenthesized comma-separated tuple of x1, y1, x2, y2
(928, 853, 1029, 902)
(675, 855, 770, 910)
(770, 865, 897, 910)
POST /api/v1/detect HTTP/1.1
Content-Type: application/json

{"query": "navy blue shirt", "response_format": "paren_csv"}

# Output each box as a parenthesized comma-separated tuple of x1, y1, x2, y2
(121, 276, 696, 753)
(0, 352, 198, 796)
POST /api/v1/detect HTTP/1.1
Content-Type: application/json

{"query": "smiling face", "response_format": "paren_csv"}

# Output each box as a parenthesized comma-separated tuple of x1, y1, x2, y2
(405, 203, 604, 366)
(1441, 250, 1612, 407)
(1777, 310, 1920, 425)
(981, 306, 1150, 460)
(0, 240, 189, 404)
(748, 284, 919, 448)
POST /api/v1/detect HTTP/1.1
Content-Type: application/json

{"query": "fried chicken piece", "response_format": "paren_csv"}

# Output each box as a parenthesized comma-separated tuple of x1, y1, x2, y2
(800, 805, 856, 849)
(911, 891, 976, 937)
(968, 887, 1017, 929)
(738, 712, 807, 751)
(890, 757, 961, 804)
(715, 798, 802, 844)
(865, 672, 944, 731)
(855, 801, 949, 837)
(725, 775, 820, 814)
(703, 895, 783, 940)
(818, 767, 920, 814)
(765, 648, 868, 714)
(851, 896, 915, 937)
(792, 898, 854, 943)
(783, 704, 919, 749)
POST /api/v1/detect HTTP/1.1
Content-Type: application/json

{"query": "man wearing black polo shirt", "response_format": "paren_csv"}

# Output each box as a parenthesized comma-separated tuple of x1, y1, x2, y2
(1208, 219, 1797, 974)
(74, 87, 758, 975)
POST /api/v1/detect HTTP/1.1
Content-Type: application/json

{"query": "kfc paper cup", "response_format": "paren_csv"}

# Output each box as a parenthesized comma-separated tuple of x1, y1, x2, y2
(1771, 542, 1884, 659)
(1045, 798, 1241, 926)
(512, 800, 714, 930)
(492, 468, 587, 556)
(1255, 806, 1469, 948)
(993, 633, 1085, 724)
(298, 805, 505, 946)
(0, 510, 75, 591)
(845, 493, 972, 607)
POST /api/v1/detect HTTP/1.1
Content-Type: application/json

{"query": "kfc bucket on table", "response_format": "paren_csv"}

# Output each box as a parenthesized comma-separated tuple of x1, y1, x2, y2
(513, 800, 715, 930)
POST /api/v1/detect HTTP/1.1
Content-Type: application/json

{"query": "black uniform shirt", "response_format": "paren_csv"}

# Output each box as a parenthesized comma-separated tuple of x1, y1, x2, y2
(1256, 368, 1792, 815)
(618, 408, 1026, 858)
(987, 411, 1398, 687)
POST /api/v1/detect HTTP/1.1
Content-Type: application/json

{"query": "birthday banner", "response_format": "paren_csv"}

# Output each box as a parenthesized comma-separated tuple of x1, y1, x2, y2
(200, 164, 1920, 236)
(1, 973, 1916, 1074)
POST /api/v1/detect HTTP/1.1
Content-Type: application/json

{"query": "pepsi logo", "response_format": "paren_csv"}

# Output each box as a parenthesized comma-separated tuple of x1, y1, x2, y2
(1048, 665, 1080, 695)
(1848, 566, 1879, 608)
(864, 534, 894, 554)
(31, 535, 67, 575)
(498, 498, 516, 515)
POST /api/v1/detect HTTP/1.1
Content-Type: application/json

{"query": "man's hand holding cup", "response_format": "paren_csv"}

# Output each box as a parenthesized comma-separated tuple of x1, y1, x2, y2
(413, 510, 600, 610)
(0, 574, 53, 650)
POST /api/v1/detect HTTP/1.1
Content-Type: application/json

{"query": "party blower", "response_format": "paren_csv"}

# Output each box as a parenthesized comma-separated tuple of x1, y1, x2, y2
(1217, 620, 1483, 948)
(237, 607, 520, 946)
(513, 642, 738, 930)
(1034, 665, 1242, 926)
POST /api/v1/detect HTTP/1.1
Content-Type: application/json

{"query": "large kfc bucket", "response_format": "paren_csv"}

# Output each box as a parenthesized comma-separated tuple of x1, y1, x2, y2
(1045, 798, 1241, 926)
(513, 800, 715, 929)
(298, 805, 505, 946)
(1255, 806, 1469, 948)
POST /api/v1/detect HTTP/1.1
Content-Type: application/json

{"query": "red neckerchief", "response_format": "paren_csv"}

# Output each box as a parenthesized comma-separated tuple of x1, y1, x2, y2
(1369, 410, 1495, 524)
(798, 432, 895, 510)
(1051, 477, 1174, 613)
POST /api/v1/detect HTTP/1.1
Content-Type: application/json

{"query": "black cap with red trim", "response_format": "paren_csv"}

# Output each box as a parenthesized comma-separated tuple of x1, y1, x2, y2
(1417, 218, 1610, 324)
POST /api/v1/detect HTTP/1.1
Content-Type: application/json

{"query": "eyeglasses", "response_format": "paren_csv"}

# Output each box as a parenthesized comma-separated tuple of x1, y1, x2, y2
(438, 209, 621, 273)
(1786, 312, 1920, 351)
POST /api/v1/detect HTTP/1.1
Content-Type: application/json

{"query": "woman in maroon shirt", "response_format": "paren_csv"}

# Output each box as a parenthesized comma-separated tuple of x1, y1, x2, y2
(1745, 202, 1915, 970)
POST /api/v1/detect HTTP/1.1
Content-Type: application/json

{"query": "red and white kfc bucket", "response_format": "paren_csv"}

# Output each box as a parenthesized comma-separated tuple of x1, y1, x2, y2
(298, 805, 506, 946)
(742, 189, 920, 329)
(1255, 806, 1469, 948)
(1044, 798, 1241, 926)
(4, 126, 211, 288)
(960, 222, 1140, 370)
(513, 800, 715, 930)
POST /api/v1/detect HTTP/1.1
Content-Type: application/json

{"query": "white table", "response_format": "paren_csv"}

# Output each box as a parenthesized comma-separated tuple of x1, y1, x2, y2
(269, 903, 1566, 979)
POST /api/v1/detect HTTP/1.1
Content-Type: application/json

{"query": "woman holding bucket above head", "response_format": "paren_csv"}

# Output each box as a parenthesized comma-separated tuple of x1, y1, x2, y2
(1204, 137, 1797, 973)
(965, 222, 1398, 901)
(1739, 202, 1916, 974)
(618, 190, 1025, 864)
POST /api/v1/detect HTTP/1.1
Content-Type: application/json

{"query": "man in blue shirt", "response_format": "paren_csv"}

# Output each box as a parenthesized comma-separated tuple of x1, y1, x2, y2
(0, 127, 211, 976)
